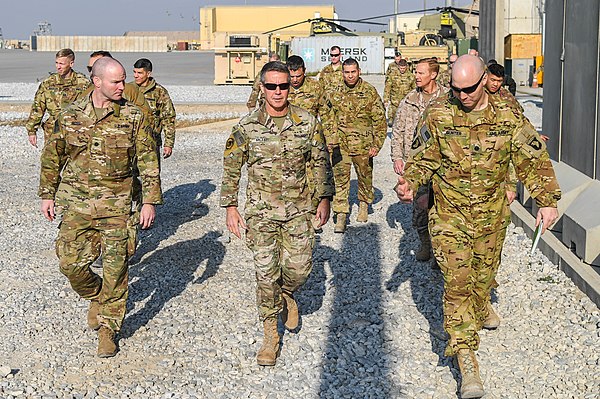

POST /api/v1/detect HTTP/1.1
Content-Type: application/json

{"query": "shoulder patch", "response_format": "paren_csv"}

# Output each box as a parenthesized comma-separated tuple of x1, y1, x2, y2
(528, 136, 542, 151)
(419, 125, 432, 143)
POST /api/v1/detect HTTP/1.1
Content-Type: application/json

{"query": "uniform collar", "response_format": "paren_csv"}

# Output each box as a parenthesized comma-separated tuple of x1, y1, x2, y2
(256, 103, 303, 131)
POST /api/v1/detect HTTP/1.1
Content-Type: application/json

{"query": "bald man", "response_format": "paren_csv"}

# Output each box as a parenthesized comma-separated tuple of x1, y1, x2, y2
(39, 57, 162, 358)
(395, 55, 561, 398)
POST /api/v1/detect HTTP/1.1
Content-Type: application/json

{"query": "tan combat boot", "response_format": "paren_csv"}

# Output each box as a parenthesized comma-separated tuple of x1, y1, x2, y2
(456, 349, 485, 399)
(334, 213, 347, 233)
(87, 300, 100, 330)
(416, 231, 432, 261)
(357, 202, 368, 223)
(281, 292, 299, 330)
(97, 326, 118, 358)
(483, 302, 501, 329)
(256, 318, 280, 366)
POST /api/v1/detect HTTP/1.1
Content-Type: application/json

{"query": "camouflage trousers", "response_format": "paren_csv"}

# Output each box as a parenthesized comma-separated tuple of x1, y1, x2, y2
(388, 103, 400, 126)
(55, 212, 131, 332)
(246, 214, 315, 321)
(331, 148, 374, 214)
(412, 184, 430, 235)
(430, 214, 505, 356)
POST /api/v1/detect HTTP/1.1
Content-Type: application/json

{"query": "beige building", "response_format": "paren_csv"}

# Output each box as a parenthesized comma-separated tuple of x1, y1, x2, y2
(200, 5, 335, 49)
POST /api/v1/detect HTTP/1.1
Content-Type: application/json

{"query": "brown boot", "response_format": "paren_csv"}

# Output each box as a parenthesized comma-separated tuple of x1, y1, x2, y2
(334, 213, 347, 233)
(357, 202, 368, 223)
(483, 302, 501, 329)
(456, 349, 484, 398)
(97, 326, 118, 358)
(416, 231, 432, 261)
(256, 318, 280, 366)
(87, 300, 100, 330)
(281, 292, 299, 330)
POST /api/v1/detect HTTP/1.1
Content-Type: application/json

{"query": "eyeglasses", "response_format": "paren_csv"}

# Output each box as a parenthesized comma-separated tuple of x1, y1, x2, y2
(330, 53, 341, 57)
(450, 72, 485, 94)
(263, 82, 290, 91)
(87, 66, 93, 72)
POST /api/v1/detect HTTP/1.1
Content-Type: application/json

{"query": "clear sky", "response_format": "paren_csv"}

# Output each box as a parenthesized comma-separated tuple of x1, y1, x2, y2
(1, 0, 473, 39)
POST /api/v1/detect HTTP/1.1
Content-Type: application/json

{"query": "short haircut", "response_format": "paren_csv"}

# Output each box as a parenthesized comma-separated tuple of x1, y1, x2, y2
(90, 50, 112, 59)
(56, 48, 74, 61)
(342, 58, 359, 69)
(487, 63, 505, 78)
(417, 57, 440, 74)
(398, 59, 408, 66)
(260, 61, 290, 84)
(286, 55, 305, 71)
(91, 57, 124, 79)
(268, 52, 280, 61)
(487, 59, 497, 66)
(134, 58, 153, 72)
(331, 45, 341, 53)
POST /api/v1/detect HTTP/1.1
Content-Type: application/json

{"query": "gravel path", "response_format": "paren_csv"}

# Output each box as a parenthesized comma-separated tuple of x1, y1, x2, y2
(0, 87, 598, 399)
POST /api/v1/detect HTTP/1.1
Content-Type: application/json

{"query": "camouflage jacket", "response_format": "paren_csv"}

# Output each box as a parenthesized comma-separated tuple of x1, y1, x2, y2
(318, 63, 343, 91)
(437, 68, 451, 88)
(391, 84, 449, 162)
(288, 77, 323, 117)
(26, 71, 90, 135)
(38, 93, 162, 218)
(80, 82, 151, 117)
(404, 93, 561, 236)
(383, 63, 416, 106)
(491, 86, 524, 113)
(246, 71, 263, 109)
(322, 78, 387, 155)
(220, 104, 334, 221)
(133, 78, 176, 148)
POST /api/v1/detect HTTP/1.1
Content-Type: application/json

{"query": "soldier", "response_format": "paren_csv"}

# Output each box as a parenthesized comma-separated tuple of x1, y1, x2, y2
(132, 58, 176, 160)
(390, 57, 448, 262)
(322, 58, 387, 233)
(246, 52, 280, 111)
(39, 57, 162, 358)
(26, 48, 89, 147)
(395, 55, 561, 398)
(383, 55, 415, 126)
(221, 61, 334, 366)
(437, 53, 457, 88)
(286, 55, 323, 117)
(317, 45, 344, 91)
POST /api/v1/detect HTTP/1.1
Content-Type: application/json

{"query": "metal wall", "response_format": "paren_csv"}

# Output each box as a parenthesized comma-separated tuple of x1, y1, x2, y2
(542, 0, 600, 179)
(31, 36, 168, 52)
(290, 36, 384, 74)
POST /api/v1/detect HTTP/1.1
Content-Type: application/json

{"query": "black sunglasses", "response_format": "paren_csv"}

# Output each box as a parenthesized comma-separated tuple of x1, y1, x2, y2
(450, 72, 485, 94)
(263, 82, 290, 91)
(330, 53, 341, 57)
(87, 66, 93, 72)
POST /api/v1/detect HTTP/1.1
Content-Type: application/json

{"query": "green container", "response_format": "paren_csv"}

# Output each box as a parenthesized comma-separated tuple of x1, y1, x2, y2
(457, 38, 478, 56)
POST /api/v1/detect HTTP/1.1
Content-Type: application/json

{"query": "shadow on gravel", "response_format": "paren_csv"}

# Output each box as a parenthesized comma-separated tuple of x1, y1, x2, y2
(385, 203, 449, 367)
(130, 179, 216, 265)
(121, 231, 225, 339)
(313, 225, 392, 398)
(349, 180, 384, 210)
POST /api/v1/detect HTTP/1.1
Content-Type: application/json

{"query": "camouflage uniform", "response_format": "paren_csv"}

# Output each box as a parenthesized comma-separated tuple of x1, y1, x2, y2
(133, 77, 176, 157)
(318, 63, 344, 91)
(288, 76, 323, 118)
(437, 68, 451, 88)
(322, 78, 387, 214)
(26, 71, 90, 143)
(38, 93, 162, 332)
(246, 72, 263, 110)
(383, 62, 416, 123)
(403, 93, 561, 356)
(390, 84, 448, 236)
(220, 104, 334, 321)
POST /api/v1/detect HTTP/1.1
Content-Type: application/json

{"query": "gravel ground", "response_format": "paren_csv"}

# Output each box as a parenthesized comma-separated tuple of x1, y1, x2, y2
(0, 86, 598, 399)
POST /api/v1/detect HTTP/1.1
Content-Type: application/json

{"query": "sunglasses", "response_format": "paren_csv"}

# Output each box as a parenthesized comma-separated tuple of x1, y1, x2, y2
(263, 82, 290, 91)
(87, 66, 93, 72)
(450, 72, 485, 94)
(330, 53, 341, 57)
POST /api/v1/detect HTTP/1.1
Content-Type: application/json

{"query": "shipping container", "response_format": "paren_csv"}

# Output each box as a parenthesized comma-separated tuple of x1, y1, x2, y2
(290, 36, 385, 74)
(504, 34, 542, 59)
(176, 41, 189, 51)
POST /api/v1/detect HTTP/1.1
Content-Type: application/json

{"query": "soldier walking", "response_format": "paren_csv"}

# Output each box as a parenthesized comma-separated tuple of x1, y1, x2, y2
(26, 48, 89, 147)
(38, 57, 162, 358)
(317, 45, 344, 91)
(390, 57, 448, 262)
(395, 55, 561, 398)
(286, 55, 323, 117)
(383, 53, 415, 126)
(246, 52, 280, 111)
(221, 61, 334, 366)
(322, 58, 386, 233)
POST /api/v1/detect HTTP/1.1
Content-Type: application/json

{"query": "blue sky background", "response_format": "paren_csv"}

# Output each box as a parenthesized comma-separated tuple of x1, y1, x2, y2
(2, 0, 472, 39)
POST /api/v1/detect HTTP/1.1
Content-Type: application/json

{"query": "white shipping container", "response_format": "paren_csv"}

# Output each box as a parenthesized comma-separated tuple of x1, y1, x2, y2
(290, 36, 385, 74)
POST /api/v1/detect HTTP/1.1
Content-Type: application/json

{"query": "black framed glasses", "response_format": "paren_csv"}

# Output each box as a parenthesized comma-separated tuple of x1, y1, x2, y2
(330, 53, 341, 57)
(87, 66, 93, 72)
(263, 82, 290, 91)
(450, 72, 485, 94)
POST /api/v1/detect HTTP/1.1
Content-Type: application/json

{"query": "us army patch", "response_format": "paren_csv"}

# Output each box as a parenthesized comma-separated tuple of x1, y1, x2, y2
(411, 135, 423, 150)
(225, 138, 235, 150)
(232, 128, 245, 146)
(527, 136, 542, 151)
(419, 125, 432, 143)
